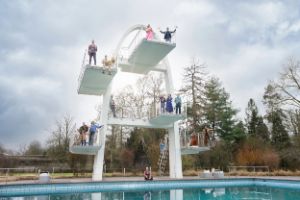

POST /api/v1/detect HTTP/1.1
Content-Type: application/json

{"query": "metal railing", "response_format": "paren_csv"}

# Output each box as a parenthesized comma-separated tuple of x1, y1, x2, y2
(69, 128, 102, 148)
(78, 50, 117, 86)
(108, 102, 188, 121)
(179, 128, 217, 149)
(228, 165, 270, 174)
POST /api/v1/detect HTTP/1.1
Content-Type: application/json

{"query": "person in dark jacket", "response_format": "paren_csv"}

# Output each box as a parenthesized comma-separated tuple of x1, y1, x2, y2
(159, 27, 177, 42)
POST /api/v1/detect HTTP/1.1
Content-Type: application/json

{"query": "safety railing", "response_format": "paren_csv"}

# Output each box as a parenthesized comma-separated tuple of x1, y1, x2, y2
(69, 128, 102, 148)
(179, 128, 217, 149)
(108, 102, 188, 121)
(228, 166, 270, 173)
(78, 50, 117, 85)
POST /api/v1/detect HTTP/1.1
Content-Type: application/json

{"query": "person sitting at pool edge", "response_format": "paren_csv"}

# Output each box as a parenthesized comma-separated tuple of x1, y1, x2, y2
(144, 167, 153, 181)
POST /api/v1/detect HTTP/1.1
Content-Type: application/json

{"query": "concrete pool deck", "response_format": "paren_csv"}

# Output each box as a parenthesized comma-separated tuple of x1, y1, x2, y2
(1, 176, 300, 185)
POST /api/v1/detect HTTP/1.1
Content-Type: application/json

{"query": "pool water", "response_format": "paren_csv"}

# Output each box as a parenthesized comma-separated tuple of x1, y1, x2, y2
(2, 186, 300, 200)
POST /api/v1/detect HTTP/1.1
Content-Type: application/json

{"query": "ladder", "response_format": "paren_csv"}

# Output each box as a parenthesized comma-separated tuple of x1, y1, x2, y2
(158, 137, 169, 176)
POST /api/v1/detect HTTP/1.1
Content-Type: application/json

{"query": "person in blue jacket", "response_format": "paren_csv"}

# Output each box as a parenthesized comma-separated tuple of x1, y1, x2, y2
(89, 121, 104, 146)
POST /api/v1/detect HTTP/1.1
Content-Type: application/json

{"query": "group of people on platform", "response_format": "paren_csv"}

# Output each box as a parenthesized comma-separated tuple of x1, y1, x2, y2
(160, 94, 182, 115)
(87, 24, 176, 68)
(145, 24, 177, 42)
(87, 40, 115, 74)
(78, 121, 104, 146)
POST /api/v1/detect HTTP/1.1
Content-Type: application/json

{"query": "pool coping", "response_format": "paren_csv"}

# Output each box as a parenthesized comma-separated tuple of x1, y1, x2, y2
(1, 177, 300, 197)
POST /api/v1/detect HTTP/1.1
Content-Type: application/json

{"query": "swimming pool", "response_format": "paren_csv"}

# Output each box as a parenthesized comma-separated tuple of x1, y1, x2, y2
(1, 178, 300, 199)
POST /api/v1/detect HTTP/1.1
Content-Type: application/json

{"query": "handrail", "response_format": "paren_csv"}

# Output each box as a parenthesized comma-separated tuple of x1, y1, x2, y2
(108, 102, 188, 121)
(179, 127, 216, 149)
(69, 128, 102, 148)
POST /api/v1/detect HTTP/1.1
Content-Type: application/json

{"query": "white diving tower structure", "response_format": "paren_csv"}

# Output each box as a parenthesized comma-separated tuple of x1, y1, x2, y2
(71, 24, 212, 181)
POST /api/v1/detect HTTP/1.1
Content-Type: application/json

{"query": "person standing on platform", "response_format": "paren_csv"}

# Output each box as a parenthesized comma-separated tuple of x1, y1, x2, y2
(159, 27, 177, 43)
(166, 94, 173, 113)
(79, 122, 89, 146)
(159, 95, 166, 114)
(89, 121, 103, 146)
(145, 24, 154, 40)
(110, 95, 117, 117)
(174, 94, 182, 114)
(88, 40, 97, 65)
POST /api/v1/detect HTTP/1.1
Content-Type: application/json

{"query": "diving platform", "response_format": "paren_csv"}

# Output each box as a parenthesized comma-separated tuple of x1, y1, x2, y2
(119, 39, 176, 74)
(107, 117, 173, 129)
(150, 114, 186, 126)
(78, 65, 117, 96)
(181, 146, 210, 155)
(69, 145, 101, 155)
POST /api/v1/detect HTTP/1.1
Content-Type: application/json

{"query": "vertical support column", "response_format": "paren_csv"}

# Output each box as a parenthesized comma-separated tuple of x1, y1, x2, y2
(164, 57, 183, 178)
(168, 121, 183, 178)
(92, 82, 112, 181)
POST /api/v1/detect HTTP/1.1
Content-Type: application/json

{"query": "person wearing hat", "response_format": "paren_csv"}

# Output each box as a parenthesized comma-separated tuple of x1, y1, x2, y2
(89, 121, 104, 146)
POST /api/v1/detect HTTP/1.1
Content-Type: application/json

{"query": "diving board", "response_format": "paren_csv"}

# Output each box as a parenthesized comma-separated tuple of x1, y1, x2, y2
(69, 145, 102, 155)
(78, 65, 117, 96)
(119, 39, 176, 74)
(181, 146, 210, 155)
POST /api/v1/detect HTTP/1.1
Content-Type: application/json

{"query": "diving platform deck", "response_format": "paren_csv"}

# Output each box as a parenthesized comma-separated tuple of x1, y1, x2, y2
(78, 65, 117, 96)
(149, 114, 185, 125)
(69, 145, 101, 155)
(107, 117, 173, 129)
(119, 39, 176, 74)
(181, 146, 210, 155)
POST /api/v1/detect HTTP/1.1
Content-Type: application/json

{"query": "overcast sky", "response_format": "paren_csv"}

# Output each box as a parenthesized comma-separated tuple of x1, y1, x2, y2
(1, 0, 300, 149)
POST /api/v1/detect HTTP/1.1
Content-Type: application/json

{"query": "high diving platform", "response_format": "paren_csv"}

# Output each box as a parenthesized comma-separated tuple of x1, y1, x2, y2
(78, 65, 117, 96)
(69, 145, 101, 155)
(119, 39, 176, 74)
(181, 146, 211, 155)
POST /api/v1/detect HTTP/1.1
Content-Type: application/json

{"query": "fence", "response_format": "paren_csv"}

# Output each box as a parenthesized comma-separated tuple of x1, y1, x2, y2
(228, 166, 270, 174)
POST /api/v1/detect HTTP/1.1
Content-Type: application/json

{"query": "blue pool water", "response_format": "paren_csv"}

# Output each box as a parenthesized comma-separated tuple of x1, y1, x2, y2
(1, 186, 300, 199)
(1, 179, 300, 199)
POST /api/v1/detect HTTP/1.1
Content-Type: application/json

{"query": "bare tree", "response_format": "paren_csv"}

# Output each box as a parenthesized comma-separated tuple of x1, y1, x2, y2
(276, 58, 300, 108)
(180, 58, 207, 130)
(47, 115, 76, 163)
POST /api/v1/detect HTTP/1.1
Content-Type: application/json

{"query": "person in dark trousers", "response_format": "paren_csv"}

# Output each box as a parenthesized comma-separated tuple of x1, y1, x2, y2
(174, 94, 182, 114)
(159, 27, 177, 42)
(89, 121, 103, 146)
(78, 122, 89, 146)
(159, 95, 166, 113)
(144, 166, 153, 180)
(88, 40, 97, 65)
(110, 95, 117, 117)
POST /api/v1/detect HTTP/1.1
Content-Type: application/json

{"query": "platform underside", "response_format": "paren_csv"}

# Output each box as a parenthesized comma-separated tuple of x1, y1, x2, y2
(69, 145, 101, 155)
(78, 65, 117, 96)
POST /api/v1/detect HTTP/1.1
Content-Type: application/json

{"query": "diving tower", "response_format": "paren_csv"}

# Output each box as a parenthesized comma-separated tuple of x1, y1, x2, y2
(72, 24, 211, 181)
